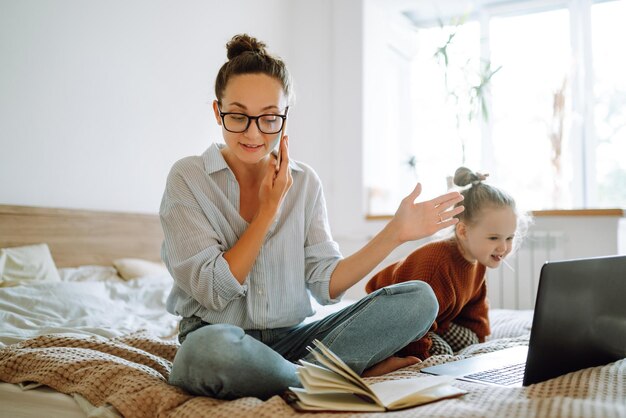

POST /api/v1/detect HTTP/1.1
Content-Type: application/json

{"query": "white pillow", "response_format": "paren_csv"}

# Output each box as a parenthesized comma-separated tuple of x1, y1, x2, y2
(58, 265, 122, 283)
(113, 258, 169, 280)
(0, 243, 61, 287)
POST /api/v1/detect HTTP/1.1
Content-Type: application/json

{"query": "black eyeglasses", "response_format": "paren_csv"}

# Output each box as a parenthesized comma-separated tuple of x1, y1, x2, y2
(218, 106, 289, 134)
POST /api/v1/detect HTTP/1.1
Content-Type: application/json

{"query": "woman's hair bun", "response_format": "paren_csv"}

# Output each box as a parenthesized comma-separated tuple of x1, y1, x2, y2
(226, 34, 267, 60)
(453, 166, 489, 187)
(215, 33, 292, 103)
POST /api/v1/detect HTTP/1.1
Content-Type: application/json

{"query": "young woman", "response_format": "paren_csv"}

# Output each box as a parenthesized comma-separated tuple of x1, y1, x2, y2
(160, 33, 464, 400)
(366, 167, 526, 359)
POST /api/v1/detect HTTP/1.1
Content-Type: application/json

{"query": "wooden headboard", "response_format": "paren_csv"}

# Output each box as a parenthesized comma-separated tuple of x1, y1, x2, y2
(0, 205, 164, 267)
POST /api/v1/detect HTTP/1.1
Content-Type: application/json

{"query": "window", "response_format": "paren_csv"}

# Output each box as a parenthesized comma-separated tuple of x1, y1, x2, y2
(592, 0, 626, 206)
(489, 7, 571, 208)
(364, 0, 626, 215)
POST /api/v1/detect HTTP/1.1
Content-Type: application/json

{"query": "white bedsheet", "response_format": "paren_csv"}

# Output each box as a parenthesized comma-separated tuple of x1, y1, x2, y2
(0, 270, 179, 347)
(0, 382, 88, 418)
(0, 266, 356, 348)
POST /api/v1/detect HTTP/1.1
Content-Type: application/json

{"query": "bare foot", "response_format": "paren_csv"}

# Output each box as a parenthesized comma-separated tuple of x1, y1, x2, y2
(361, 356, 421, 377)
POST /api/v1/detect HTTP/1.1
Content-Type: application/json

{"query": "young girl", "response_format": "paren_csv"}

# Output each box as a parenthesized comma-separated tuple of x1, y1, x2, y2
(160, 34, 465, 400)
(366, 167, 526, 359)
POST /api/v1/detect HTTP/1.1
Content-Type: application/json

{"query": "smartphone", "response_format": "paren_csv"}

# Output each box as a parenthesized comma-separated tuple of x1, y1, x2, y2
(274, 120, 287, 172)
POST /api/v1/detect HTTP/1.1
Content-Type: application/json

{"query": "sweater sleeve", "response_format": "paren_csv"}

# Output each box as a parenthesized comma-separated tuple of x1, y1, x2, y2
(454, 281, 491, 341)
(365, 245, 455, 359)
(394, 264, 456, 360)
(364, 262, 399, 293)
(365, 249, 437, 293)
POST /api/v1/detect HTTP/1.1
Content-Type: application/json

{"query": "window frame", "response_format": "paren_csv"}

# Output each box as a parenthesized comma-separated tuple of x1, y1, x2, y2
(364, 0, 621, 217)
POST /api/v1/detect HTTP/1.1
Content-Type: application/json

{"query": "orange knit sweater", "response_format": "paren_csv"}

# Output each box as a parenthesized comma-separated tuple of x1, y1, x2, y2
(366, 239, 490, 359)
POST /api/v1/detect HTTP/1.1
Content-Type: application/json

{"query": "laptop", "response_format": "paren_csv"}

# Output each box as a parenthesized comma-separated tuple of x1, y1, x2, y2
(421, 255, 626, 387)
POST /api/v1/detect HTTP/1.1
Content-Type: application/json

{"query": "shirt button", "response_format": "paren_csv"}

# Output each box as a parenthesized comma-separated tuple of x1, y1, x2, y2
(258, 289, 263, 295)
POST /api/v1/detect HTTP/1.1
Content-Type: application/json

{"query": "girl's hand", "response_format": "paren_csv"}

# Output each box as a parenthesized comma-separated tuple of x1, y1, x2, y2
(388, 182, 465, 244)
(258, 135, 293, 217)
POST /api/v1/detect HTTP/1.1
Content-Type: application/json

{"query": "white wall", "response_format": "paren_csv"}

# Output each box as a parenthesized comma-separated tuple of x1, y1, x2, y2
(0, 0, 391, 247)
(0, 0, 377, 237)
(0, 0, 339, 216)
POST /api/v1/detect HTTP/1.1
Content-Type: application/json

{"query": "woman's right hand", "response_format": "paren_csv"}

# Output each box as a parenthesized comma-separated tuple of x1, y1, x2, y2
(258, 135, 293, 218)
(224, 136, 292, 283)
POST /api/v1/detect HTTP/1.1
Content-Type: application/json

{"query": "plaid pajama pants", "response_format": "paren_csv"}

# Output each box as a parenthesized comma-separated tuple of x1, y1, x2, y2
(428, 323, 480, 356)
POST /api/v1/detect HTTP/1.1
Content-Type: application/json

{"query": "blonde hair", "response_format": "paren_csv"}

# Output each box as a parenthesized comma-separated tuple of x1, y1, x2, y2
(453, 167, 531, 246)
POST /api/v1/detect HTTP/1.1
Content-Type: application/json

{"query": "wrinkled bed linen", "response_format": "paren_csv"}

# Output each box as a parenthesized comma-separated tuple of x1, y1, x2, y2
(0, 274, 178, 347)
(0, 331, 624, 418)
(2, 269, 622, 418)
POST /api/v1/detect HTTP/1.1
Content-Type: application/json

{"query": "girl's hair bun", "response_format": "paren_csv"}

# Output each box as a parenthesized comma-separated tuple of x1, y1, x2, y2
(226, 34, 267, 60)
(453, 166, 489, 187)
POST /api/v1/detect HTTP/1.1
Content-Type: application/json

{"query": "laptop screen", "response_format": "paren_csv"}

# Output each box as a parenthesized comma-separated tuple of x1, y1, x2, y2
(523, 255, 626, 385)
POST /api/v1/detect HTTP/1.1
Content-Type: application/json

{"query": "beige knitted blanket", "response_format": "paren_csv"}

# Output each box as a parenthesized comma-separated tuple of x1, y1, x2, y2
(0, 332, 624, 418)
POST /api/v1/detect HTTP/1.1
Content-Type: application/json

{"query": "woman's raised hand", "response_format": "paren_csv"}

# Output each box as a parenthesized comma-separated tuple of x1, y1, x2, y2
(388, 182, 465, 244)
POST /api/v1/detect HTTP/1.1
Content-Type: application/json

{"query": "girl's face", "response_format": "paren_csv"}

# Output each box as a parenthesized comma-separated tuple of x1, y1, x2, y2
(213, 73, 288, 167)
(457, 206, 518, 269)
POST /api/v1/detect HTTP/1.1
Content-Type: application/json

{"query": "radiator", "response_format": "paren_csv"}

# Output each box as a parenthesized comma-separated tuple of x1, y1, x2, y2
(487, 231, 565, 310)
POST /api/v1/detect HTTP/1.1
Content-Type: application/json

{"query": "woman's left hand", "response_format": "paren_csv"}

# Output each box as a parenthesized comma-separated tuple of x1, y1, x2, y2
(387, 182, 465, 244)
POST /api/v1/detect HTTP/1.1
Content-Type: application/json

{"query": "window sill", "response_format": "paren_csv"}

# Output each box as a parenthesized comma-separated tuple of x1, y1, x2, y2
(365, 208, 625, 221)
(530, 209, 625, 217)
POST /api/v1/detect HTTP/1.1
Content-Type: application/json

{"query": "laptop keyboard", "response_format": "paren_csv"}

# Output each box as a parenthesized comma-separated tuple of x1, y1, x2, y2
(464, 362, 525, 386)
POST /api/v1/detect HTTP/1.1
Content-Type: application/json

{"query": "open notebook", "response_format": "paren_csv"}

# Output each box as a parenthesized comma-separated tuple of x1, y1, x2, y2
(287, 339, 466, 411)
(422, 255, 626, 386)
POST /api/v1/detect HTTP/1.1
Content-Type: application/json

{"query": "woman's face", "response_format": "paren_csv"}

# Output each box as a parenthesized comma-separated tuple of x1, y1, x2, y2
(214, 73, 288, 166)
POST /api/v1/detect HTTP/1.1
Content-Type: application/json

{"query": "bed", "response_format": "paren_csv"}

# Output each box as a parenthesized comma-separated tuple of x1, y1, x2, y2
(0, 204, 624, 418)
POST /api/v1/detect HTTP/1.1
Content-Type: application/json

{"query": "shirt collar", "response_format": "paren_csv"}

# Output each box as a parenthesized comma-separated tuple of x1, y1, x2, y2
(203, 142, 303, 175)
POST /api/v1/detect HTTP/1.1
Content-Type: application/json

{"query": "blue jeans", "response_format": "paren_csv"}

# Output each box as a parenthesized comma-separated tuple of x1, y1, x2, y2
(168, 281, 438, 400)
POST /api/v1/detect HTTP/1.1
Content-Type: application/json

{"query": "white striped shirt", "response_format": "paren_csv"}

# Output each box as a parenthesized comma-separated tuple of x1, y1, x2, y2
(160, 143, 343, 329)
